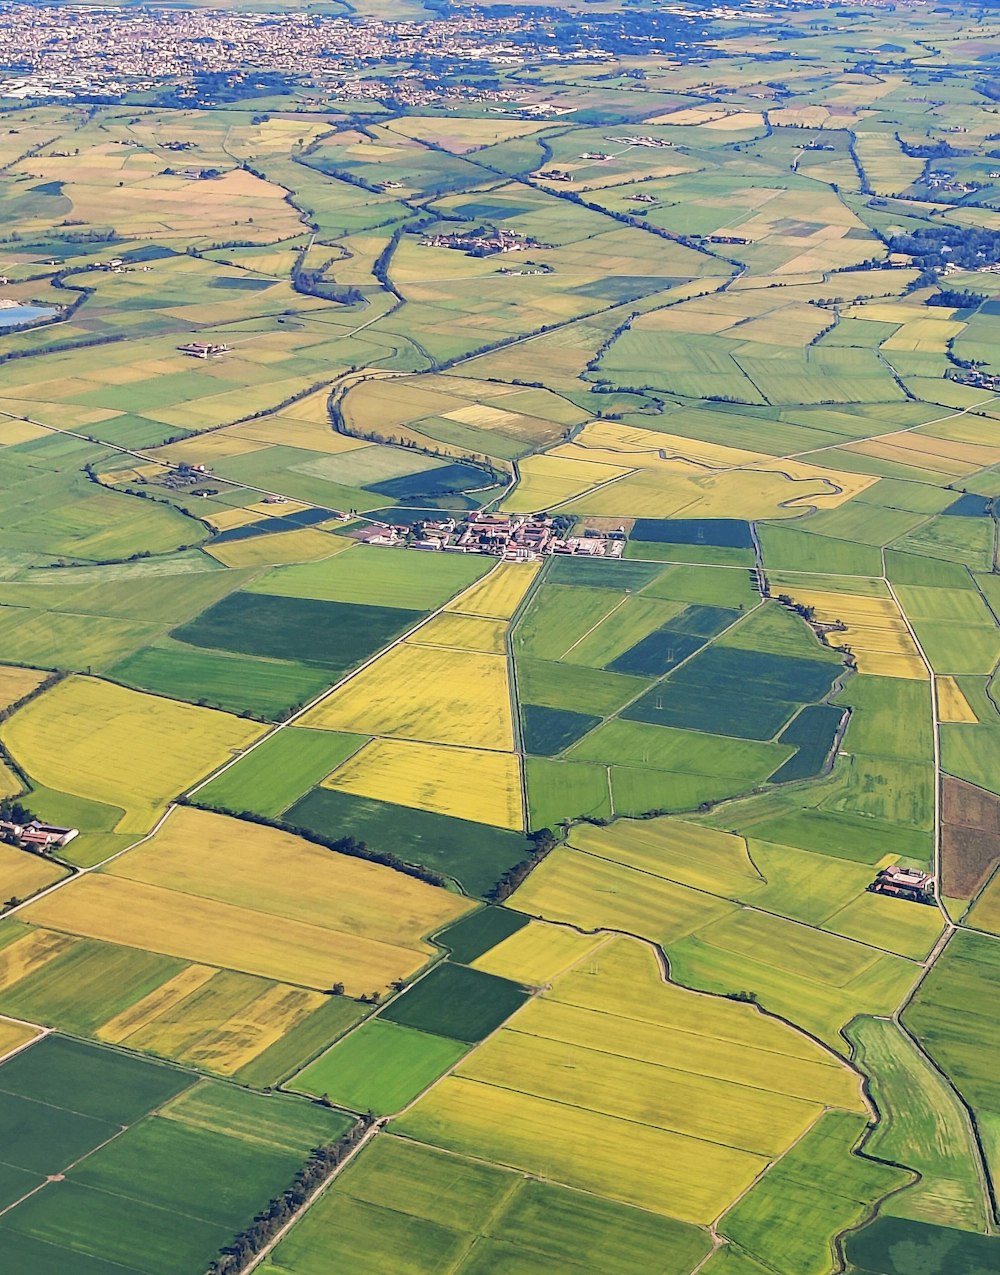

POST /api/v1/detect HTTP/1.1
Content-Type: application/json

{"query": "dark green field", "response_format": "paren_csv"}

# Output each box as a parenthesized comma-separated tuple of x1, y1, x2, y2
(0, 1038, 356, 1275)
(768, 704, 846, 783)
(521, 704, 601, 756)
(624, 648, 838, 740)
(846, 1217, 1000, 1273)
(433, 907, 530, 965)
(546, 557, 666, 590)
(172, 592, 421, 670)
(632, 519, 754, 548)
(107, 643, 332, 718)
(285, 787, 532, 897)
(380, 963, 528, 1042)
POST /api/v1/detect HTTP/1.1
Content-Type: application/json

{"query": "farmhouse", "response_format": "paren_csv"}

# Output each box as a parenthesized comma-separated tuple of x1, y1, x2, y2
(0, 819, 78, 850)
(868, 864, 936, 905)
(178, 341, 231, 359)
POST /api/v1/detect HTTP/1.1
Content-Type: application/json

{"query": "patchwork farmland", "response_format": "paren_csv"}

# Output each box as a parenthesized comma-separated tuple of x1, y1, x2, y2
(1, 2, 1000, 1272)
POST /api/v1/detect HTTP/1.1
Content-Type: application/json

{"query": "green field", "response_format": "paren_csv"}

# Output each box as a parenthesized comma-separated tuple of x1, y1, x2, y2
(195, 728, 367, 816)
(379, 963, 528, 1042)
(295, 1019, 466, 1114)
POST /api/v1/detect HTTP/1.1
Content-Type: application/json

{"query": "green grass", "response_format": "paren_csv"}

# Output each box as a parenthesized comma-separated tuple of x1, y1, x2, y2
(759, 526, 883, 576)
(525, 756, 613, 828)
(0, 1091, 119, 1175)
(904, 929, 1000, 1115)
(248, 544, 489, 609)
(837, 676, 933, 761)
(285, 787, 531, 898)
(70, 1115, 302, 1231)
(845, 1017, 987, 1232)
(107, 643, 334, 718)
(514, 585, 623, 662)
(162, 1080, 354, 1156)
(380, 963, 527, 1042)
(516, 657, 648, 716)
(719, 1112, 910, 1275)
(0, 1229, 174, 1275)
(295, 1020, 466, 1114)
(641, 563, 759, 609)
(196, 728, 367, 817)
(0, 1034, 193, 1123)
(570, 719, 790, 781)
(941, 724, 1000, 796)
(265, 1136, 710, 1275)
(0, 1179, 232, 1275)
(545, 557, 666, 590)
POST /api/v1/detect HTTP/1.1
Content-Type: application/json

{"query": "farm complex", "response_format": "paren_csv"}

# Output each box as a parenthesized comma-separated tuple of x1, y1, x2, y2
(0, 0, 999, 1273)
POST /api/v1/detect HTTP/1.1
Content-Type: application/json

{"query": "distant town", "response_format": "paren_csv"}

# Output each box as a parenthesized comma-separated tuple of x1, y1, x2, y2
(352, 511, 627, 560)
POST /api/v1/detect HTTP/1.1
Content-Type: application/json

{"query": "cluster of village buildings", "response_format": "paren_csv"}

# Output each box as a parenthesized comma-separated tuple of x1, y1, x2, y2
(421, 229, 551, 257)
(868, 864, 936, 905)
(353, 511, 626, 561)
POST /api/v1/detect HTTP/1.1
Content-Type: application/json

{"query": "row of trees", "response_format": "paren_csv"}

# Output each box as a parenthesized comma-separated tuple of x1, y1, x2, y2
(207, 1117, 373, 1275)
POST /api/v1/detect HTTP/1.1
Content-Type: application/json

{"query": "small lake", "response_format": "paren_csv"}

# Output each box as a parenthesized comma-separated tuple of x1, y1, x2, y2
(0, 304, 58, 328)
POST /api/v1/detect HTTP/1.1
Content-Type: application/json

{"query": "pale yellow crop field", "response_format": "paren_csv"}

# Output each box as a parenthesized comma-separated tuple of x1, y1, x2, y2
(1, 677, 265, 834)
(512, 847, 737, 946)
(0, 665, 47, 711)
(503, 454, 632, 514)
(394, 930, 865, 1223)
(22, 873, 436, 995)
(778, 586, 925, 678)
(569, 819, 763, 895)
(97, 965, 217, 1045)
(937, 676, 978, 724)
(394, 1074, 767, 1223)
(0, 846, 68, 902)
(323, 738, 523, 830)
(458, 1029, 823, 1157)
(407, 613, 508, 654)
(205, 528, 351, 568)
(301, 643, 514, 750)
(0, 1017, 37, 1059)
(0, 927, 76, 992)
(0, 759, 21, 800)
(561, 419, 768, 468)
(108, 807, 469, 949)
(179, 983, 328, 1074)
(203, 508, 265, 532)
(472, 922, 607, 985)
(445, 560, 541, 620)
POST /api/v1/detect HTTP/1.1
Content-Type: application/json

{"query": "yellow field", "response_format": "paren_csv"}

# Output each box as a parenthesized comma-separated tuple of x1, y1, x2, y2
(1, 677, 265, 834)
(205, 528, 350, 568)
(323, 738, 522, 830)
(110, 807, 468, 948)
(553, 419, 768, 469)
(301, 643, 514, 750)
(0, 665, 47, 710)
(23, 872, 441, 995)
(0, 1017, 37, 1059)
(203, 507, 264, 532)
(179, 983, 328, 1073)
(0, 927, 76, 990)
(407, 612, 508, 654)
(777, 587, 925, 678)
(0, 758, 21, 800)
(512, 847, 737, 946)
(396, 933, 861, 1224)
(445, 560, 541, 620)
(504, 454, 631, 513)
(396, 1074, 767, 1223)
(937, 676, 978, 723)
(569, 819, 763, 894)
(472, 922, 606, 985)
(97, 965, 217, 1045)
(0, 845, 68, 902)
